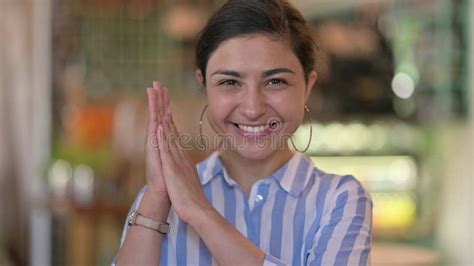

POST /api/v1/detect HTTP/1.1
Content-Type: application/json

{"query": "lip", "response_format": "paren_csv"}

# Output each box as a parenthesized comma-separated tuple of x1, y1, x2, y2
(230, 122, 280, 138)
(235, 123, 269, 127)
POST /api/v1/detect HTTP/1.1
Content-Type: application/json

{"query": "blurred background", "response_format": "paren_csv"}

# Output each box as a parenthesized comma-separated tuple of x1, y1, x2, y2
(0, 0, 473, 265)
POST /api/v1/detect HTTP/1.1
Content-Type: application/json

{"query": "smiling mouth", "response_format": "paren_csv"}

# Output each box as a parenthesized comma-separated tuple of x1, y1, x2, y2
(232, 121, 280, 133)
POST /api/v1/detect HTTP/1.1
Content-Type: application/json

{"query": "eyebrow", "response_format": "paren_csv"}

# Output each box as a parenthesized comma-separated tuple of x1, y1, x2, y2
(211, 70, 243, 78)
(262, 68, 295, 78)
(211, 68, 295, 78)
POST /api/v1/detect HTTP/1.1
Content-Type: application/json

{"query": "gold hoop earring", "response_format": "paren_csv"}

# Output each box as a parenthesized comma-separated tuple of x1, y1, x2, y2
(198, 104, 208, 148)
(290, 105, 313, 153)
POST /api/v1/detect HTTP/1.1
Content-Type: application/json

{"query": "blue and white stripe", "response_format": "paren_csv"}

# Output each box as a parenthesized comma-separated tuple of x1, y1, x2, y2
(117, 151, 372, 265)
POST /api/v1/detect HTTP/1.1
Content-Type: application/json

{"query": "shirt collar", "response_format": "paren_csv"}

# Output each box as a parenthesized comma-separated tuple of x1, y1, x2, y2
(270, 152, 315, 197)
(196, 151, 315, 197)
(197, 151, 223, 185)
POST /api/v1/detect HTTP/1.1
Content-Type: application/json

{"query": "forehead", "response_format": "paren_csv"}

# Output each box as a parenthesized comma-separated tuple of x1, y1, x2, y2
(206, 34, 303, 75)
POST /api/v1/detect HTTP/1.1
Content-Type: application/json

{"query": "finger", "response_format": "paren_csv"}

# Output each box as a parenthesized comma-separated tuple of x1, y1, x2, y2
(162, 110, 182, 161)
(167, 107, 188, 159)
(158, 124, 174, 168)
(145, 87, 164, 185)
(162, 85, 171, 115)
(146, 87, 159, 149)
(153, 81, 164, 125)
(147, 87, 156, 130)
(155, 81, 167, 121)
(167, 107, 179, 135)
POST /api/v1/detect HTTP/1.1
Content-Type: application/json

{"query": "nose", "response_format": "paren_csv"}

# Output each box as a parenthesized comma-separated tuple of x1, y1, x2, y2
(239, 87, 266, 120)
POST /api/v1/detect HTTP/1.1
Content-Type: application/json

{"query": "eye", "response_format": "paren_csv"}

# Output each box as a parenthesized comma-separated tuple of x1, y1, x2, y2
(219, 79, 239, 86)
(266, 78, 288, 87)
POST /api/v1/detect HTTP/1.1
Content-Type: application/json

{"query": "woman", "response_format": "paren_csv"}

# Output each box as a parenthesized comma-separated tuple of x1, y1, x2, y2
(115, 0, 372, 265)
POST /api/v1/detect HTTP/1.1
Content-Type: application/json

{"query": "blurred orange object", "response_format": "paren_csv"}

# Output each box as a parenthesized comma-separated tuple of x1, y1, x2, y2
(68, 104, 115, 150)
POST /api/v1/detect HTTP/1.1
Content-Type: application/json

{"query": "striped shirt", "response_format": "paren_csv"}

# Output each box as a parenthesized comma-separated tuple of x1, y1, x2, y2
(117, 151, 372, 265)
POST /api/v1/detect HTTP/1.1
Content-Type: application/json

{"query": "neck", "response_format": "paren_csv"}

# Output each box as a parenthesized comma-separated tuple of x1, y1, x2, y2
(217, 145, 294, 196)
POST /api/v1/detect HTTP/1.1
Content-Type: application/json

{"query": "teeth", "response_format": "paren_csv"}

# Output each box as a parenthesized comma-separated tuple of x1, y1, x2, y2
(238, 124, 269, 133)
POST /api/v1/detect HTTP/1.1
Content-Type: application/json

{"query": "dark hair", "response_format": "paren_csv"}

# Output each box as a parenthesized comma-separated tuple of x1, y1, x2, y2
(195, 0, 317, 85)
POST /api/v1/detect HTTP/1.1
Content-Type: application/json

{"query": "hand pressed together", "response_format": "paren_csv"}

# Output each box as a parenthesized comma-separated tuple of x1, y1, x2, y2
(145, 81, 212, 223)
(145, 81, 169, 197)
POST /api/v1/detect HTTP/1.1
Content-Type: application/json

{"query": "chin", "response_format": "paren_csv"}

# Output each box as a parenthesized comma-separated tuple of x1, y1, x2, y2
(232, 141, 279, 161)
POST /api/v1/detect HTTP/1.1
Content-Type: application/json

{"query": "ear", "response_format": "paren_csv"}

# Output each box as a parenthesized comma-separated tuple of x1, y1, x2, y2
(195, 69, 205, 88)
(304, 70, 318, 103)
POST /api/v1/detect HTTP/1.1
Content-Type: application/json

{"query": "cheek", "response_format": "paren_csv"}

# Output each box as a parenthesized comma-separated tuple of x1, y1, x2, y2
(270, 93, 304, 118)
(206, 94, 235, 130)
(286, 109, 305, 132)
(269, 97, 305, 133)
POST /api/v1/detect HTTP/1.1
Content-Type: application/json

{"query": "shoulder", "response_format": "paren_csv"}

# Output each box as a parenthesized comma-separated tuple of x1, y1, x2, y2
(284, 153, 371, 203)
(304, 168, 373, 265)
(312, 167, 371, 199)
(308, 167, 373, 216)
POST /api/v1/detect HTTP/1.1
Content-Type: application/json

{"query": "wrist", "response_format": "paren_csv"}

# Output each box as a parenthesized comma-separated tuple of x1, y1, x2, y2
(186, 204, 219, 232)
(138, 191, 171, 221)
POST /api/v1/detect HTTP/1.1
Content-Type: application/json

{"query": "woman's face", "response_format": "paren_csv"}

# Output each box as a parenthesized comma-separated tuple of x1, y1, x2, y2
(197, 34, 317, 160)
